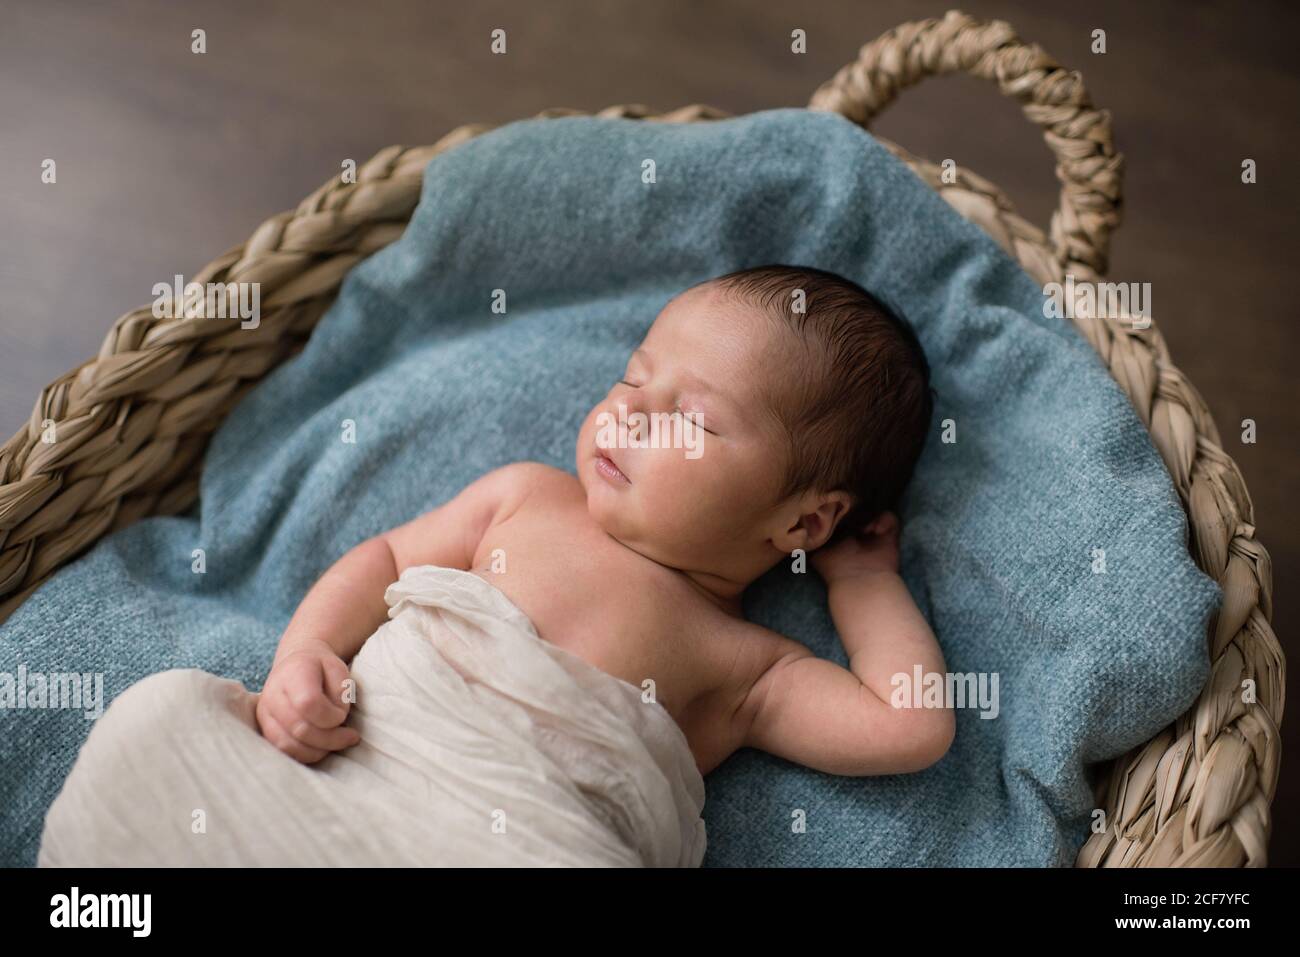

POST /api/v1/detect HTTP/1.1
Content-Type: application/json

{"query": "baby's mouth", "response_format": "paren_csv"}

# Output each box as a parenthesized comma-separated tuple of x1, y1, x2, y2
(594, 451, 630, 485)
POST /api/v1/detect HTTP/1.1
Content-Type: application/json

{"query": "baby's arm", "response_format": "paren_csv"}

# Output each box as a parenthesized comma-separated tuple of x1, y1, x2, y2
(256, 462, 531, 762)
(741, 513, 954, 777)
(271, 463, 525, 665)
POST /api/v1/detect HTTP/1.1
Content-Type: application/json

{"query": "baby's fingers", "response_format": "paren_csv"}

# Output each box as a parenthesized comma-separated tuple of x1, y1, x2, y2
(320, 654, 355, 715)
(259, 709, 330, 764)
(274, 695, 361, 753)
(279, 656, 349, 728)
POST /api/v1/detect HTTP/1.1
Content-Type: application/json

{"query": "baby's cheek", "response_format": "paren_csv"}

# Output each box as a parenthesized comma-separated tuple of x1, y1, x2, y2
(650, 458, 711, 530)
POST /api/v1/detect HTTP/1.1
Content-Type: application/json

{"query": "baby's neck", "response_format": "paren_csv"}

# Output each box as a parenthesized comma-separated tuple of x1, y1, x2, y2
(614, 541, 750, 617)
(677, 567, 747, 618)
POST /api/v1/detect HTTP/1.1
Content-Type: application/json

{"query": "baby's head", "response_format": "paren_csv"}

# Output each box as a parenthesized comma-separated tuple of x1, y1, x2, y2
(576, 264, 932, 585)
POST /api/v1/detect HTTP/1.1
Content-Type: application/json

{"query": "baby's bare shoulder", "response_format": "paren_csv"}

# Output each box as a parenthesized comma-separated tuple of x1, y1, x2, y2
(716, 619, 815, 722)
(491, 461, 580, 503)
(699, 617, 802, 707)
(477, 461, 581, 525)
(677, 617, 804, 775)
(471, 461, 569, 500)
(716, 613, 807, 659)
(523, 461, 577, 484)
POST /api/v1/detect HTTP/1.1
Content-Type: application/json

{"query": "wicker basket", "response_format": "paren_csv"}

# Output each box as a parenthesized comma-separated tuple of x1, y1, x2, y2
(0, 9, 1282, 867)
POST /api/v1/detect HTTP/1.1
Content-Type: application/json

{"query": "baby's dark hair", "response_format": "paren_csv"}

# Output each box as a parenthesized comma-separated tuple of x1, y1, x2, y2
(708, 264, 934, 544)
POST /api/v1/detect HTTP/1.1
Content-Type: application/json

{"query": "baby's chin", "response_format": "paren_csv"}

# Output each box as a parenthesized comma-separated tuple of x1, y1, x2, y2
(581, 481, 669, 562)
(582, 481, 634, 541)
(583, 483, 743, 582)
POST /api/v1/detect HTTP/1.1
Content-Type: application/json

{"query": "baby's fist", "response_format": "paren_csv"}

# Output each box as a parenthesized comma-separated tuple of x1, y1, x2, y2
(811, 511, 901, 583)
(255, 641, 361, 764)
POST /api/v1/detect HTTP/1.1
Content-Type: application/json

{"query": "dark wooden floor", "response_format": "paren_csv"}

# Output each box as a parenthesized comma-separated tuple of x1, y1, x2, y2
(2, 0, 1296, 863)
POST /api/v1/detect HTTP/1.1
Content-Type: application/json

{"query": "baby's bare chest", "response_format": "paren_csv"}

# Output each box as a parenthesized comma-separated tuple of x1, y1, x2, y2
(468, 500, 755, 729)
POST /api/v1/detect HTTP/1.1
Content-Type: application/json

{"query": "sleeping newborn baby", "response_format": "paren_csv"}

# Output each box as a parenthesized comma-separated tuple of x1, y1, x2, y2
(261, 263, 951, 778)
(39, 263, 952, 868)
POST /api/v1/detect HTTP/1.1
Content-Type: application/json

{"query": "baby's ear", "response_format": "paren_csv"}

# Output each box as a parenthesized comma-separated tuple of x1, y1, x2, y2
(803, 490, 854, 551)
(823, 508, 858, 547)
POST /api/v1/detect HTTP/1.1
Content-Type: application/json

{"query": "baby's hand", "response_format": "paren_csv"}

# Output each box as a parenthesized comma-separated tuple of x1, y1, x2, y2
(811, 511, 901, 584)
(255, 639, 361, 764)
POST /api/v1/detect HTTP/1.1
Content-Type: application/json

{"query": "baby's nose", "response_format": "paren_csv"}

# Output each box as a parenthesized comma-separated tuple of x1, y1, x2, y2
(615, 391, 648, 438)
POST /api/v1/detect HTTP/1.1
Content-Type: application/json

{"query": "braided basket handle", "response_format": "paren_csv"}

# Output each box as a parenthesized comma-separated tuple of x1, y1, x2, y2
(808, 9, 1123, 278)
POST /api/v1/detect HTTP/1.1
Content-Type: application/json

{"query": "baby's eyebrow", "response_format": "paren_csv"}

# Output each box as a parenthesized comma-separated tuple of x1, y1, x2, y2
(629, 347, 749, 424)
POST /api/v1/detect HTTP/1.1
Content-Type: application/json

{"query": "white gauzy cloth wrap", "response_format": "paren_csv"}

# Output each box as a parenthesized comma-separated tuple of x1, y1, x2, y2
(38, 565, 708, 867)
